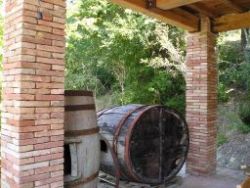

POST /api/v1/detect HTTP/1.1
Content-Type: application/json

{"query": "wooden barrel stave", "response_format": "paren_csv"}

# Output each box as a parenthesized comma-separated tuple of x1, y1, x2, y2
(65, 95, 94, 105)
(65, 110, 98, 131)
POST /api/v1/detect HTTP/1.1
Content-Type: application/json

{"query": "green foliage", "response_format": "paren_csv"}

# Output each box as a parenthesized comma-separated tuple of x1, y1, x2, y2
(219, 61, 250, 91)
(218, 83, 230, 103)
(66, 0, 186, 113)
(217, 40, 243, 65)
(236, 123, 250, 134)
(217, 132, 228, 147)
(221, 110, 250, 134)
(238, 98, 250, 133)
(0, 0, 3, 64)
(220, 100, 250, 134)
(242, 29, 250, 63)
(218, 31, 250, 93)
(0, 0, 3, 128)
(218, 31, 250, 134)
(122, 68, 185, 113)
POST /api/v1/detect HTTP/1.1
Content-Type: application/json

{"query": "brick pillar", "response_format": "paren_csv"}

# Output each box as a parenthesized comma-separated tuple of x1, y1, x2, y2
(186, 16, 217, 175)
(2, 0, 66, 187)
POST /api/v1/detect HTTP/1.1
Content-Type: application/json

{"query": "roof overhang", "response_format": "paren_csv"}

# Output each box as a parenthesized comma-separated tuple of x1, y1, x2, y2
(110, 0, 250, 32)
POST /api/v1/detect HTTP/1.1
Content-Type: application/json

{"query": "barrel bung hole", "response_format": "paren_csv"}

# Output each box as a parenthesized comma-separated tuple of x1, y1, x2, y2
(64, 144, 72, 175)
(100, 140, 108, 153)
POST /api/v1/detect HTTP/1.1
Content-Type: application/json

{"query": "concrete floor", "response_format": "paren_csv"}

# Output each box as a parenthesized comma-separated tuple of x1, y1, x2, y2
(98, 167, 245, 188)
(178, 168, 244, 188)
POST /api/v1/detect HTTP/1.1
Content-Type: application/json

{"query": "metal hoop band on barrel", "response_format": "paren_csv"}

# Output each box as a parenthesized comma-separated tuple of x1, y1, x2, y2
(65, 90, 94, 97)
(65, 127, 100, 137)
(65, 104, 96, 111)
(65, 171, 99, 187)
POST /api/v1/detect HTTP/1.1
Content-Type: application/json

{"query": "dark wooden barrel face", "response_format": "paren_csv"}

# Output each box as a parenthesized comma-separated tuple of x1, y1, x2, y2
(129, 108, 161, 181)
(129, 107, 189, 184)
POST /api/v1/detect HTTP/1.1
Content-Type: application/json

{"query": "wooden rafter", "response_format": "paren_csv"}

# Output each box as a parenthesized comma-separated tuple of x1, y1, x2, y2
(188, 4, 217, 18)
(222, 0, 244, 13)
(213, 11, 250, 32)
(110, 0, 199, 31)
(157, 0, 203, 10)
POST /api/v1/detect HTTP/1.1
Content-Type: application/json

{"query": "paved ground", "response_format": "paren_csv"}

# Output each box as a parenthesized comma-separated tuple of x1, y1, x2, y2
(178, 168, 244, 188)
(98, 167, 245, 188)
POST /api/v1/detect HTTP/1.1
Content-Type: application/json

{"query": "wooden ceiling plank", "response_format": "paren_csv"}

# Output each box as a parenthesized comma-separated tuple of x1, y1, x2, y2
(213, 11, 250, 32)
(188, 4, 217, 18)
(110, 0, 199, 31)
(222, 0, 245, 13)
(157, 0, 204, 10)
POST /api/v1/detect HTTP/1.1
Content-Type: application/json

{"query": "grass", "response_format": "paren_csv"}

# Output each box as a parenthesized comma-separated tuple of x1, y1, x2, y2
(217, 132, 228, 147)
(237, 123, 250, 134)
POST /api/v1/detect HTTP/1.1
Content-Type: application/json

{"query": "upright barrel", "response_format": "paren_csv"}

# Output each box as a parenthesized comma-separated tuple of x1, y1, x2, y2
(98, 104, 189, 185)
(64, 90, 100, 188)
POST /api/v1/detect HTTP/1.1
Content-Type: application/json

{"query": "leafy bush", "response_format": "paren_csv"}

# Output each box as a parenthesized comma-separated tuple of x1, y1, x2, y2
(0, 0, 2, 64)
(219, 62, 250, 91)
(122, 68, 186, 114)
(217, 40, 244, 65)
(218, 32, 250, 92)
(236, 123, 250, 134)
(66, 0, 186, 113)
(230, 96, 250, 134)
(239, 101, 250, 125)
(218, 83, 230, 103)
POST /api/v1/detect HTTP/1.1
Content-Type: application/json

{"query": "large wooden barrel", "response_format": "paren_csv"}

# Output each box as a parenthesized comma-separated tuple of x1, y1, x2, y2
(64, 90, 100, 188)
(98, 104, 189, 185)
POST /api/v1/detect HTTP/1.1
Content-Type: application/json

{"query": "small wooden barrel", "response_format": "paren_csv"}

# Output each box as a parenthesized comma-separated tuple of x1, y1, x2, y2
(64, 90, 100, 188)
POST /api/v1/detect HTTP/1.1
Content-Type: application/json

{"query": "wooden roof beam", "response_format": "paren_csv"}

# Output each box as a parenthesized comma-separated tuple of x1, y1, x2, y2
(110, 0, 199, 32)
(157, 0, 204, 10)
(213, 11, 250, 32)
(188, 4, 217, 18)
(222, 0, 245, 13)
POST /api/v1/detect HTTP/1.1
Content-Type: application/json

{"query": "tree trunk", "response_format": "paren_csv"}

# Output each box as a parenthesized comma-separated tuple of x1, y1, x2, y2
(241, 29, 250, 63)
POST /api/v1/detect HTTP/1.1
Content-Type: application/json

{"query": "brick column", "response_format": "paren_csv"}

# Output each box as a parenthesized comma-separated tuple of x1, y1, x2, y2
(2, 0, 66, 187)
(186, 17, 217, 175)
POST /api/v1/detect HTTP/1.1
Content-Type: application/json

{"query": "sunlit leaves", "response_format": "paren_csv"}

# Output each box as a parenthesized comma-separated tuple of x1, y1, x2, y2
(65, 0, 186, 112)
(0, 0, 3, 65)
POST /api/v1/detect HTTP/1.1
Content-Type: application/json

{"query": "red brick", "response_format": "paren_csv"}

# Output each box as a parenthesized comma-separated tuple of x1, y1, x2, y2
(7, 119, 35, 127)
(38, 20, 65, 29)
(52, 28, 65, 36)
(36, 94, 64, 101)
(186, 17, 217, 175)
(34, 141, 63, 150)
(35, 153, 63, 162)
(35, 176, 63, 186)
(35, 164, 63, 175)
(2, 0, 66, 186)
(41, 11, 53, 21)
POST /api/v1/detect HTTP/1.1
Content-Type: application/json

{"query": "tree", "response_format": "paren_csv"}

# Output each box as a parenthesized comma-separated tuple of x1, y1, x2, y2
(66, 0, 186, 112)
(241, 29, 250, 63)
(0, 0, 3, 64)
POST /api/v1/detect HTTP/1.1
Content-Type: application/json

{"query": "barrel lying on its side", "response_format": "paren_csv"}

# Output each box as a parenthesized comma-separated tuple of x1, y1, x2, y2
(98, 104, 189, 185)
(64, 90, 100, 188)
